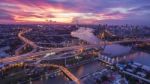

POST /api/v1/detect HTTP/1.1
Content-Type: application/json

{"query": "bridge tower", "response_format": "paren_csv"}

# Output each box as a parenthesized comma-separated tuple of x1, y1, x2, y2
(98, 29, 114, 40)
(98, 29, 115, 50)
(79, 40, 85, 53)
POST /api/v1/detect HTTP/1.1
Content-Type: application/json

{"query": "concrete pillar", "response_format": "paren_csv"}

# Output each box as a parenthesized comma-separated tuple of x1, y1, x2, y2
(111, 58, 115, 64)
(123, 56, 126, 60)
(116, 57, 119, 63)
(40, 75, 43, 80)
(29, 78, 32, 84)
(45, 72, 48, 80)
(108, 57, 111, 63)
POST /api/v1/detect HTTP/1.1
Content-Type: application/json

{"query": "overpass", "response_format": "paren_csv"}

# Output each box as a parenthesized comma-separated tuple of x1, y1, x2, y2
(18, 29, 39, 49)
(1, 28, 150, 64)
(0, 36, 149, 84)
(18, 29, 70, 50)
(1, 38, 150, 64)
(29, 64, 80, 84)
(0, 62, 80, 84)
(49, 64, 80, 84)
(15, 44, 27, 55)
(15, 29, 40, 56)
(42, 34, 70, 37)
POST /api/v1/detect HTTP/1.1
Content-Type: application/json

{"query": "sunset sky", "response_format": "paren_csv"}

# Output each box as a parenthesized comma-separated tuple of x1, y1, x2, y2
(0, 0, 150, 25)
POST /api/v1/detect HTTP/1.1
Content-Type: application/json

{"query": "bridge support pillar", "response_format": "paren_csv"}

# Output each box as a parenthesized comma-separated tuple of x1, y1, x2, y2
(29, 78, 32, 84)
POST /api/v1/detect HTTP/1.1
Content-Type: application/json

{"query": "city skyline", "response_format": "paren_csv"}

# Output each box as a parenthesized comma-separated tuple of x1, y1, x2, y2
(0, 0, 150, 25)
(0, 0, 150, 84)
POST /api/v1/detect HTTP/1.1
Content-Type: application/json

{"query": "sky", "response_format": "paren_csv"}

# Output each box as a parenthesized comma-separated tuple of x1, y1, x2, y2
(0, 0, 150, 25)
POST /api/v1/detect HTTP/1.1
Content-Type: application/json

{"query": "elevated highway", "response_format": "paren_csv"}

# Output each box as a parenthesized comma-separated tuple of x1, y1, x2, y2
(18, 29, 39, 49)
(0, 31, 149, 84)
(27, 64, 80, 84)
(1, 38, 150, 64)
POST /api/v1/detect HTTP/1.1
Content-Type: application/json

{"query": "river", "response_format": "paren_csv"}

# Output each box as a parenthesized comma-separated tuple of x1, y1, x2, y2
(33, 44, 133, 84)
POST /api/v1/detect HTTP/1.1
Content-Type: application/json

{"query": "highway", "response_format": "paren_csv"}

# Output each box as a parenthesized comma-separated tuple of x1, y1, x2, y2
(123, 71, 150, 83)
(12, 28, 150, 65)
(15, 44, 27, 55)
(36, 64, 80, 84)
(0, 45, 97, 63)
(0, 29, 150, 84)
(1, 31, 82, 84)
(1, 38, 150, 64)
(24, 63, 80, 84)
(18, 29, 39, 49)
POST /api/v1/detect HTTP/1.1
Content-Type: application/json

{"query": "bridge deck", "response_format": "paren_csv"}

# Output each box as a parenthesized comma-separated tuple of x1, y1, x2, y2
(37, 64, 80, 84)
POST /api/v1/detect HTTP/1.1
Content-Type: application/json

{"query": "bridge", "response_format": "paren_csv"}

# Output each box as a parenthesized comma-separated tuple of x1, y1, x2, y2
(36, 64, 80, 84)
(1, 38, 150, 64)
(18, 29, 39, 49)
(42, 34, 70, 37)
(15, 44, 28, 55)
(0, 28, 150, 84)
(0, 62, 80, 84)
(28, 63, 80, 84)
(98, 29, 116, 39)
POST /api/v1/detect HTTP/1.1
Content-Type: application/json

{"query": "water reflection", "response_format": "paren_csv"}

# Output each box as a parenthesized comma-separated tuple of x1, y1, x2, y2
(76, 66, 84, 78)
(32, 40, 150, 84)
(127, 52, 150, 67)
(104, 44, 131, 57)
(33, 75, 69, 84)
(71, 61, 103, 78)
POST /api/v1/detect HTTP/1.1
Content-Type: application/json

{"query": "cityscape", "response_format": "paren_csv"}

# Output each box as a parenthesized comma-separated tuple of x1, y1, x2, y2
(0, 0, 150, 84)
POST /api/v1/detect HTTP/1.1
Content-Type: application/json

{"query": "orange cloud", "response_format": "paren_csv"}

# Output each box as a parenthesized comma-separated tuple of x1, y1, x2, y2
(0, 0, 124, 24)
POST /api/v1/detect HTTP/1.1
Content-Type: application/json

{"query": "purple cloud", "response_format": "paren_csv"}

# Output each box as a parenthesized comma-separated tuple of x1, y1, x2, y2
(0, 0, 149, 25)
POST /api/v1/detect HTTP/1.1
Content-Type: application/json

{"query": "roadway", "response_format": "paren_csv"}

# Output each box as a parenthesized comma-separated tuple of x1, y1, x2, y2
(15, 44, 27, 55)
(1, 29, 150, 84)
(1, 38, 150, 64)
(15, 28, 150, 66)
(27, 64, 80, 84)
(1, 28, 150, 65)
(18, 29, 39, 49)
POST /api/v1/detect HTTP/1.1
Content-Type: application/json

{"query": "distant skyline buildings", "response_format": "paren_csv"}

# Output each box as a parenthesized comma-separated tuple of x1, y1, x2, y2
(0, 0, 150, 25)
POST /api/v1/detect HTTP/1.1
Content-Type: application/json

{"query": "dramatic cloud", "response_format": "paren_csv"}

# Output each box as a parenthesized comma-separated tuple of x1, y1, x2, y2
(130, 5, 150, 12)
(0, 0, 150, 25)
